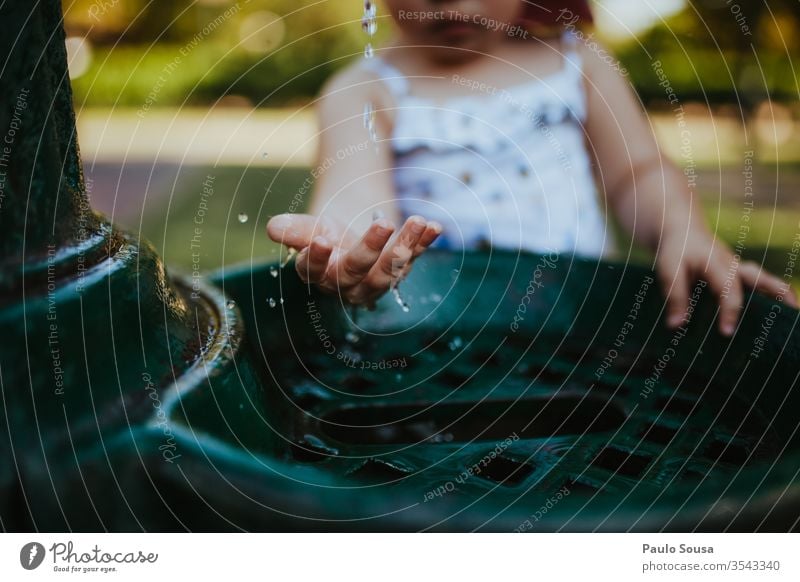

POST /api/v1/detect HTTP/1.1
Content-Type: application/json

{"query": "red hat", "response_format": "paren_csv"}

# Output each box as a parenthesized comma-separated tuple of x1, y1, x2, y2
(522, 1, 594, 27)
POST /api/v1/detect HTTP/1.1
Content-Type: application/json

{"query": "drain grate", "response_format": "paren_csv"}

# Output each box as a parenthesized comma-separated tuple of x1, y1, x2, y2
(656, 395, 696, 417)
(592, 447, 653, 478)
(478, 455, 535, 485)
(349, 459, 412, 483)
(639, 423, 679, 446)
(321, 395, 627, 445)
(290, 435, 339, 463)
(703, 439, 751, 465)
(563, 478, 601, 496)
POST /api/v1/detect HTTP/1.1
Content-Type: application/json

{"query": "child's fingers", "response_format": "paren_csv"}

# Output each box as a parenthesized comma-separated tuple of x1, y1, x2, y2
(333, 218, 395, 288)
(657, 254, 690, 330)
(705, 263, 743, 337)
(384, 216, 427, 278)
(295, 236, 333, 284)
(411, 221, 443, 259)
(739, 261, 798, 307)
(266, 213, 318, 249)
(396, 221, 443, 279)
(351, 217, 426, 301)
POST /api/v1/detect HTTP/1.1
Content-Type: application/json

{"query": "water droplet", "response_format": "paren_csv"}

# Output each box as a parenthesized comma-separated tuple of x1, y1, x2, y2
(226, 300, 236, 310)
(361, 5, 377, 36)
(448, 336, 463, 351)
(280, 247, 298, 268)
(261, 152, 269, 159)
(280, 297, 285, 305)
(268, 297, 276, 308)
(363, 102, 374, 129)
(364, 42, 374, 59)
(269, 266, 278, 278)
(443, 433, 454, 442)
(451, 268, 460, 280)
(430, 293, 442, 303)
(395, 373, 403, 382)
(391, 286, 410, 312)
(345, 331, 360, 344)
(238, 213, 249, 223)
(239, 403, 244, 410)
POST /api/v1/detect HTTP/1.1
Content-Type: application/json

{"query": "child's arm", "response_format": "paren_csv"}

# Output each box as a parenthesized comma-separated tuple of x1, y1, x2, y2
(267, 67, 441, 305)
(580, 43, 797, 335)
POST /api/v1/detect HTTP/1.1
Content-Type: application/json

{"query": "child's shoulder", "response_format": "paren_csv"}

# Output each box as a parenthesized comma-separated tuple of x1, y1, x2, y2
(320, 59, 392, 104)
(317, 59, 395, 124)
(322, 61, 373, 95)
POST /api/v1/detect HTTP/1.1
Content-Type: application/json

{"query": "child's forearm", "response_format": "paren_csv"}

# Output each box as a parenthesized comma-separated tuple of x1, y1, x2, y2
(610, 157, 709, 251)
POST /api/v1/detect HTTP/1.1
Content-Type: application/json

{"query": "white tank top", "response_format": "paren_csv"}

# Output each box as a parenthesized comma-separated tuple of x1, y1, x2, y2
(361, 33, 613, 258)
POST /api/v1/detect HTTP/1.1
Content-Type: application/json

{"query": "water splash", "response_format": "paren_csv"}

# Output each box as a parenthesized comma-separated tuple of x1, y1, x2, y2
(238, 213, 249, 223)
(280, 247, 298, 268)
(362, 1, 377, 36)
(268, 297, 277, 308)
(363, 101, 378, 144)
(346, 304, 362, 344)
(391, 286, 410, 313)
(361, 1, 379, 148)
(269, 266, 278, 278)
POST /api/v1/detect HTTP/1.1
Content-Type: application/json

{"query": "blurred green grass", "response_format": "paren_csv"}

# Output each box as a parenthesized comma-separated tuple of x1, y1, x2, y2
(137, 166, 308, 275)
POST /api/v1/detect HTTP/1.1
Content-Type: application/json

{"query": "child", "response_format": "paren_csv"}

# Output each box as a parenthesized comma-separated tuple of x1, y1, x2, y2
(267, 0, 796, 335)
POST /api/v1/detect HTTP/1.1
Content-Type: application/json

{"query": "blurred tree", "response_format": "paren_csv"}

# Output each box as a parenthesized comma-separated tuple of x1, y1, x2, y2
(690, 0, 799, 52)
(65, 0, 800, 107)
(612, 0, 800, 106)
(64, 0, 197, 43)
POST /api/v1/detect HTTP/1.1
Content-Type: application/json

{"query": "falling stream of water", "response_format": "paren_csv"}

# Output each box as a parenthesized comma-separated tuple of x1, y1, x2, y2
(362, 2, 378, 145)
(363, 3, 413, 313)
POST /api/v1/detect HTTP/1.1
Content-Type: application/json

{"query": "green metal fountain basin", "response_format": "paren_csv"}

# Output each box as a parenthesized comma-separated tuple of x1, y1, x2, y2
(6, 249, 799, 531)
(129, 249, 799, 531)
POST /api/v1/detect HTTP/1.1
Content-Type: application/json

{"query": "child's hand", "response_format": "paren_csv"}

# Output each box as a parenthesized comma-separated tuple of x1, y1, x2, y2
(656, 230, 798, 336)
(267, 213, 441, 305)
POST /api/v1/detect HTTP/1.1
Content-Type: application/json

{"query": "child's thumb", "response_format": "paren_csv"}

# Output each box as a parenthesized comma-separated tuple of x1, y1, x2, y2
(267, 214, 315, 248)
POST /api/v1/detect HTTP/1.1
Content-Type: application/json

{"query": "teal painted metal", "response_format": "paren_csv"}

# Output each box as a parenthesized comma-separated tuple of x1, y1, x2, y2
(2, 0, 799, 532)
(0, 0, 251, 530)
(193, 252, 800, 531)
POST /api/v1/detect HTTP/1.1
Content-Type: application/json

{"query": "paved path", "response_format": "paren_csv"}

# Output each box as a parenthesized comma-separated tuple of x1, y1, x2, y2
(76, 107, 800, 224)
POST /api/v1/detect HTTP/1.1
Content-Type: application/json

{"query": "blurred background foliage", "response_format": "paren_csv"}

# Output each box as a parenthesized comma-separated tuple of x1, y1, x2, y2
(63, 0, 800, 108)
(65, 0, 371, 107)
(62, 0, 800, 276)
